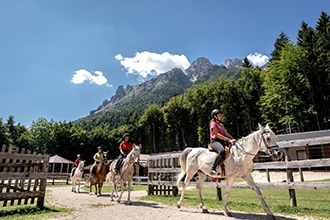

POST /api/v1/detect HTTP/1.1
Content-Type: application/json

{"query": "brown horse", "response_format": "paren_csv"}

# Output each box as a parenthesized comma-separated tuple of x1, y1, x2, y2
(89, 151, 108, 196)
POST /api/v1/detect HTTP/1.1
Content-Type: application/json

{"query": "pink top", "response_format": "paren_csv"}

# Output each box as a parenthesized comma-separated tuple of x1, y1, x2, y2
(210, 121, 225, 140)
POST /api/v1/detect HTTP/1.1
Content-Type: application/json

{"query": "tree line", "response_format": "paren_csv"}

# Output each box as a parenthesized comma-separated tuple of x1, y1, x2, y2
(1, 12, 329, 164)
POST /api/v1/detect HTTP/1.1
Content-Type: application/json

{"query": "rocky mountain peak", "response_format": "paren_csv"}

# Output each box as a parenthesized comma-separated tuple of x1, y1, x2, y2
(223, 58, 243, 69)
(185, 57, 212, 82)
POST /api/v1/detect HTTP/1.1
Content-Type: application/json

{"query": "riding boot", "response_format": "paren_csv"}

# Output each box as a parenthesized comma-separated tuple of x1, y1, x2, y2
(114, 160, 121, 174)
(210, 153, 222, 175)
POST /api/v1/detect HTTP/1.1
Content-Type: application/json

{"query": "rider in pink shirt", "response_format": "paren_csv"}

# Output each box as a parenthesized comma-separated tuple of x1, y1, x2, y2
(209, 109, 236, 175)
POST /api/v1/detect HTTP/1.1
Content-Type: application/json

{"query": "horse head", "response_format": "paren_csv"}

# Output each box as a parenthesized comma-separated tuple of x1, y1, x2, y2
(103, 150, 109, 162)
(129, 144, 142, 166)
(258, 124, 283, 161)
(78, 160, 85, 172)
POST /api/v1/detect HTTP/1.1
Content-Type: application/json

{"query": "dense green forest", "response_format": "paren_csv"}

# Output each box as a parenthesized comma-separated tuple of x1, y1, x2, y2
(1, 12, 329, 165)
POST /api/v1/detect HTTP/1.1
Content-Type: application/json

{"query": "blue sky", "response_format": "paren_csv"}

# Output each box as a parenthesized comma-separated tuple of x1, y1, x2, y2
(0, 0, 329, 127)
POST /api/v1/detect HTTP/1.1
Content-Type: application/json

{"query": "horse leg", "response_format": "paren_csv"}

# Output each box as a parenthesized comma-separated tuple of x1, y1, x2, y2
(77, 179, 80, 193)
(243, 174, 275, 220)
(89, 177, 93, 195)
(71, 178, 75, 192)
(98, 180, 103, 196)
(117, 181, 124, 203)
(196, 171, 208, 213)
(125, 179, 132, 205)
(222, 176, 234, 217)
(177, 171, 194, 208)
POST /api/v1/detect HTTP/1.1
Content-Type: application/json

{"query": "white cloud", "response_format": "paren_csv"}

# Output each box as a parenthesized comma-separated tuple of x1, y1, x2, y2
(115, 51, 190, 78)
(247, 53, 269, 67)
(71, 69, 112, 87)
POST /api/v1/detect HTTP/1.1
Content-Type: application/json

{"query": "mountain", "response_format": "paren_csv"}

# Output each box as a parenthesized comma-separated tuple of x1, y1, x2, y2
(76, 57, 242, 129)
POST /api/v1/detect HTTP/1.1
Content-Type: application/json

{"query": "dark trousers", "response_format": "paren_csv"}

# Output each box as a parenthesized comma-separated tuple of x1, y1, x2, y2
(115, 151, 130, 171)
(210, 139, 226, 169)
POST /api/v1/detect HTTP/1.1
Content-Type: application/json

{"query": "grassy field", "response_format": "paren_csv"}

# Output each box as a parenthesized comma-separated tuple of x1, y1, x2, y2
(142, 187, 330, 219)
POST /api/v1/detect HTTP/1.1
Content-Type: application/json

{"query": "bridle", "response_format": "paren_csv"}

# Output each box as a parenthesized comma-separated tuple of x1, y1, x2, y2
(127, 147, 140, 166)
(260, 130, 280, 157)
(235, 130, 279, 157)
(78, 161, 84, 172)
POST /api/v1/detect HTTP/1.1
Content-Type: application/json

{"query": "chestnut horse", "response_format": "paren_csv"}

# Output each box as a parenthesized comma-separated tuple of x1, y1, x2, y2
(89, 151, 108, 196)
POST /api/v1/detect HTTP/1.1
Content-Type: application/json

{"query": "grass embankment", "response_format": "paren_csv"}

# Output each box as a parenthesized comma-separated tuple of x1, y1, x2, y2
(142, 186, 330, 219)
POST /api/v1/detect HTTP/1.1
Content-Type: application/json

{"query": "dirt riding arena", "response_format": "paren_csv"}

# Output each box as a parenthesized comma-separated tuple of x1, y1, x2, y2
(45, 186, 315, 220)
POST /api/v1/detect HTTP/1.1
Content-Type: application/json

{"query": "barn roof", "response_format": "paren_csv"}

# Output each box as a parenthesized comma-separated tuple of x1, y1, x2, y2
(49, 154, 74, 164)
(277, 130, 330, 148)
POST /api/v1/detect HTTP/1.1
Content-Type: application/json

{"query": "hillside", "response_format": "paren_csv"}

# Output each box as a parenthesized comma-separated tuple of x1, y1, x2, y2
(75, 57, 241, 130)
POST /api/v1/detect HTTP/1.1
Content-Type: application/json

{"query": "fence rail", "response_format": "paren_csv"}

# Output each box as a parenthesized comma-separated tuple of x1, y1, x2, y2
(0, 145, 49, 208)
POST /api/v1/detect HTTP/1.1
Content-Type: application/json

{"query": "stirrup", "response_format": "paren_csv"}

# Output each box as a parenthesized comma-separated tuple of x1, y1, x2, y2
(210, 169, 220, 175)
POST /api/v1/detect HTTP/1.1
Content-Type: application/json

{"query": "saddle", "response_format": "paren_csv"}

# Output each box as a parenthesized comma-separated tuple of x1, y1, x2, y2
(208, 144, 231, 177)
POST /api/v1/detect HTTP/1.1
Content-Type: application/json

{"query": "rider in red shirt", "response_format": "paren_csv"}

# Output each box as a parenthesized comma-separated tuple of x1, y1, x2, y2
(115, 133, 133, 174)
(71, 154, 81, 176)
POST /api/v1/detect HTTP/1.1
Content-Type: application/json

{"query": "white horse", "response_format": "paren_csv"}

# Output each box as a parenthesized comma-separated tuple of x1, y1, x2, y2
(70, 160, 85, 193)
(108, 144, 141, 205)
(176, 124, 283, 220)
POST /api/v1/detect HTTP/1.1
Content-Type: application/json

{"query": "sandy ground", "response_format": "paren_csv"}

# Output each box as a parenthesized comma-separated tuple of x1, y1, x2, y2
(44, 185, 319, 220)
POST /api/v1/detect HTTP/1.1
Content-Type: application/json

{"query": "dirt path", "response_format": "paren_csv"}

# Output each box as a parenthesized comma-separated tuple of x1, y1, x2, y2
(44, 186, 314, 220)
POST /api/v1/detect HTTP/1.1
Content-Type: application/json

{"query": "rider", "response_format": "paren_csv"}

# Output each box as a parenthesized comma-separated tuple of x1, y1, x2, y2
(114, 133, 133, 174)
(209, 109, 236, 175)
(91, 146, 104, 175)
(71, 154, 82, 176)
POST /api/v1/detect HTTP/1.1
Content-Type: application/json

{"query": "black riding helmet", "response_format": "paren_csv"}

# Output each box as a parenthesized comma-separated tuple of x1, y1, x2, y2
(211, 109, 223, 119)
(122, 133, 130, 140)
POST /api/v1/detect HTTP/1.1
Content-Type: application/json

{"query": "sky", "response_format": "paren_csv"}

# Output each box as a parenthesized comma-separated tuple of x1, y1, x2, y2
(0, 0, 329, 127)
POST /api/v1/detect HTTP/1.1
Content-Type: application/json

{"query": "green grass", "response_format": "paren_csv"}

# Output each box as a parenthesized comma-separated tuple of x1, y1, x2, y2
(0, 206, 70, 220)
(142, 187, 330, 219)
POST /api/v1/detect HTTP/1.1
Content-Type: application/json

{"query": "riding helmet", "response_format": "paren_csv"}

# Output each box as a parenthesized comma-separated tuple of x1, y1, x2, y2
(122, 133, 130, 139)
(211, 109, 222, 118)
(97, 146, 102, 150)
(77, 154, 81, 157)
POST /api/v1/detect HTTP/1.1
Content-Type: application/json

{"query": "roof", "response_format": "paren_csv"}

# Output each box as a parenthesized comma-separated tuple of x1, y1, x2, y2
(49, 154, 74, 164)
(277, 130, 330, 148)
(277, 130, 330, 141)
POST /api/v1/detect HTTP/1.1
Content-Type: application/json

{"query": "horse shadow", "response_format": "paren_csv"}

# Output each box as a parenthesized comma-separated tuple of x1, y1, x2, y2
(179, 209, 299, 220)
(122, 201, 163, 209)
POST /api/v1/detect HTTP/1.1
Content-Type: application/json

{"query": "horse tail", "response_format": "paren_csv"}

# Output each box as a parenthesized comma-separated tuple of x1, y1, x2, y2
(177, 147, 193, 186)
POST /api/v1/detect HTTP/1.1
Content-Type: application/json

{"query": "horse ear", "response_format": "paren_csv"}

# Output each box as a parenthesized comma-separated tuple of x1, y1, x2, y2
(265, 124, 270, 129)
(139, 144, 142, 150)
(258, 123, 265, 132)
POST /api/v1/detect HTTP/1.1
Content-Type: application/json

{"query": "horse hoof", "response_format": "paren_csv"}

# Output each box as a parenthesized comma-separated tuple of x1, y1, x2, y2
(125, 201, 132, 205)
(267, 214, 276, 220)
(176, 203, 181, 209)
(223, 211, 232, 217)
(202, 208, 209, 213)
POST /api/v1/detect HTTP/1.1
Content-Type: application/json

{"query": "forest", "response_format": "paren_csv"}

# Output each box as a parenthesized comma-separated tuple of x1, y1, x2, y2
(1, 12, 329, 165)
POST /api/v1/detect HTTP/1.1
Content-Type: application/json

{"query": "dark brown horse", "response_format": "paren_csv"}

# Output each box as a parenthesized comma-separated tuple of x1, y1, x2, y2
(89, 151, 108, 196)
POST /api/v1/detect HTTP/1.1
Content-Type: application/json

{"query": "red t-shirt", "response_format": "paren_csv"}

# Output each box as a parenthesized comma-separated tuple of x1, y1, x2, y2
(120, 141, 133, 151)
(75, 158, 81, 165)
(210, 121, 225, 140)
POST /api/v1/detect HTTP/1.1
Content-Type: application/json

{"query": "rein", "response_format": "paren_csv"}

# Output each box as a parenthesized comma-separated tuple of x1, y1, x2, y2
(235, 142, 257, 156)
(235, 130, 278, 157)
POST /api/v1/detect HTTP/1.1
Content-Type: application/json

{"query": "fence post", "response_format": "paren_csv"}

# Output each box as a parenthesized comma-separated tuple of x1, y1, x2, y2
(216, 178, 222, 201)
(284, 148, 297, 207)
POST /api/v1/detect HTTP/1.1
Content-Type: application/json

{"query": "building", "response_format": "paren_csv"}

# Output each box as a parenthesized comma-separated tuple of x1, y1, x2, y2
(277, 130, 330, 160)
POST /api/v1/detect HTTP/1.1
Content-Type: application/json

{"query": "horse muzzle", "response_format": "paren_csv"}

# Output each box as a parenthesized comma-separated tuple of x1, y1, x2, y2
(134, 159, 140, 166)
(268, 147, 283, 161)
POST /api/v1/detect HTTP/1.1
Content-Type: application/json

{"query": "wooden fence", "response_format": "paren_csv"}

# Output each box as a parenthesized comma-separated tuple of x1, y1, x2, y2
(214, 147, 330, 206)
(147, 152, 181, 196)
(148, 148, 330, 207)
(0, 145, 49, 208)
